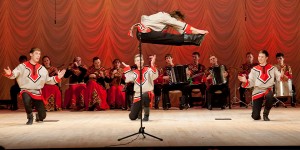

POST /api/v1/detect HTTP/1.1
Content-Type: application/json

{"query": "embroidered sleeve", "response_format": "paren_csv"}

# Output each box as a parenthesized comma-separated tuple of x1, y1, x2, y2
(149, 66, 158, 81)
(5, 64, 22, 79)
(124, 66, 135, 83)
(242, 68, 255, 88)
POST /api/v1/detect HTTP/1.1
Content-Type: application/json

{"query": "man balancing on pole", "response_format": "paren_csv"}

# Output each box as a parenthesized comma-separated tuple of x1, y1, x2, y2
(129, 10, 208, 46)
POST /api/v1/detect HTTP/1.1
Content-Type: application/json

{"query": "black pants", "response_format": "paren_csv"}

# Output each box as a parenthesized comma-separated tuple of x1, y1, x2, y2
(124, 83, 134, 110)
(154, 84, 163, 97)
(129, 93, 150, 120)
(10, 84, 20, 109)
(138, 30, 184, 46)
(207, 84, 229, 108)
(22, 92, 46, 120)
(162, 83, 188, 109)
(252, 91, 275, 120)
(239, 87, 247, 107)
(186, 84, 206, 106)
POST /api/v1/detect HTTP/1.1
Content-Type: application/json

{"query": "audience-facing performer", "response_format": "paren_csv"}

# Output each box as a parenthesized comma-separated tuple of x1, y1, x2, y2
(84, 57, 110, 111)
(185, 52, 206, 107)
(9, 55, 27, 111)
(161, 54, 189, 110)
(3, 48, 65, 125)
(148, 55, 163, 109)
(129, 10, 208, 46)
(64, 56, 87, 110)
(238, 52, 259, 107)
(41, 56, 63, 111)
(206, 55, 229, 110)
(274, 52, 296, 107)
(107, 59, 126, 109)
(238, 50, 288, 121)
(123, 54, 158, 121)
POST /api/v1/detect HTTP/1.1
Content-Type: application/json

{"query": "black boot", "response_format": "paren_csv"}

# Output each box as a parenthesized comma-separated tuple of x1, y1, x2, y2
(183, 34, 206, 46)
(142, 107, 150, 121)
(26, 113, 33, 125)
(154, 96, 160, 109)
(263, 109, 270, 121)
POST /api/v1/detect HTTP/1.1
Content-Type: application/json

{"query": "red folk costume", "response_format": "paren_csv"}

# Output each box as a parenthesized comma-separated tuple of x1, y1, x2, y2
(63, 63, 87, 109)
(84, 66, 109, 110)
(41, 66, 62, 111)
(187, 63, 206, 84)
(107, 68, 126, 109)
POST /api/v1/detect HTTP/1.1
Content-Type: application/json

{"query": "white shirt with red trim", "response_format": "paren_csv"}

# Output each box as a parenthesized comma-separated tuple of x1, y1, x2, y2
(5, 61, 61, 100)
(141, 12, 188, 34)
(242, 64, 282, 100)
(124, 66, 158, 103)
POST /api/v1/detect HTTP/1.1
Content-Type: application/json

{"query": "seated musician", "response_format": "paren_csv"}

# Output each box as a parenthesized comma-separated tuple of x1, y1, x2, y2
(274, 52, 296, 107)
(206, 55, 229, 110)
(239, 52, 259, 107)
(148, 55, 163, 109)
(185, 52, 206, 108)
(84, 57, 110, 111)
(161, 54, 189, 110)
(64, 56, 87, 110)
(41, 56, 63, 111)
(107, 59, 126, 109)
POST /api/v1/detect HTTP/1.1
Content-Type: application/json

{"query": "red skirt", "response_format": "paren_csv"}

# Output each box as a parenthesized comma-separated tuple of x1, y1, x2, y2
(85, 80, 109, 110)
(107, 85, 125, 109)
(64, 83, 86, 109)
(42, 84, 62, 111)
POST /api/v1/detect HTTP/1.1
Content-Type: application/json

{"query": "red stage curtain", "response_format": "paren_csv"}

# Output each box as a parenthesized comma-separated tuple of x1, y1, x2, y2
(1, 0, 299, 101)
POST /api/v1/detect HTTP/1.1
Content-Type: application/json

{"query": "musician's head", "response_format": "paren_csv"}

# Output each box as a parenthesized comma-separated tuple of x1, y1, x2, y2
(165, 54, 173, 65)
(92, 57, 101, 69)
(19, 55, 27, 63)
(258, 50, 269, 65)
(246, 52, 254, 63)
(192, 52, 200, 63)
(113, 59, 121, 68)
(148, 55, 154, 64)
(209, 55, 218, 65)
(170, 10, 185, 21)
(276, 52, 284, 64)
(73, 56, 82, 66)
(29, 47, 41, 63)
(134, 54, 144, 69)
(42, 56, 51, 67)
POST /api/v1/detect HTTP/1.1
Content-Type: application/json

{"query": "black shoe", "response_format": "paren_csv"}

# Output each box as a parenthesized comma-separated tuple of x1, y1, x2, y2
(291, 103, 296, 107)
(263, 115, 270, 121)
(183, 34, 206, 46)
(208, 105, 212, 110)
(26, 113, 33, 125)
(179, 105, 184, 110)
(35, 113, 43, 122)
(142, 116, 149, 121)
(221, 106, 225, 110)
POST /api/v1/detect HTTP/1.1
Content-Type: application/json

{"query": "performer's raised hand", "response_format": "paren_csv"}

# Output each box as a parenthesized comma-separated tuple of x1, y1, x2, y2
(3, 66, 11, 76)
(122, 62, 129, 68)
(151, 55, 156, 67)
(238, 74, 247, 83)
(57, 69, 66, 79)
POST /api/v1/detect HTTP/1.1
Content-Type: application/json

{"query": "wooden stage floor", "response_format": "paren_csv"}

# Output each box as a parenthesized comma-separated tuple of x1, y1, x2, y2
(0, 106, 300, 149)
